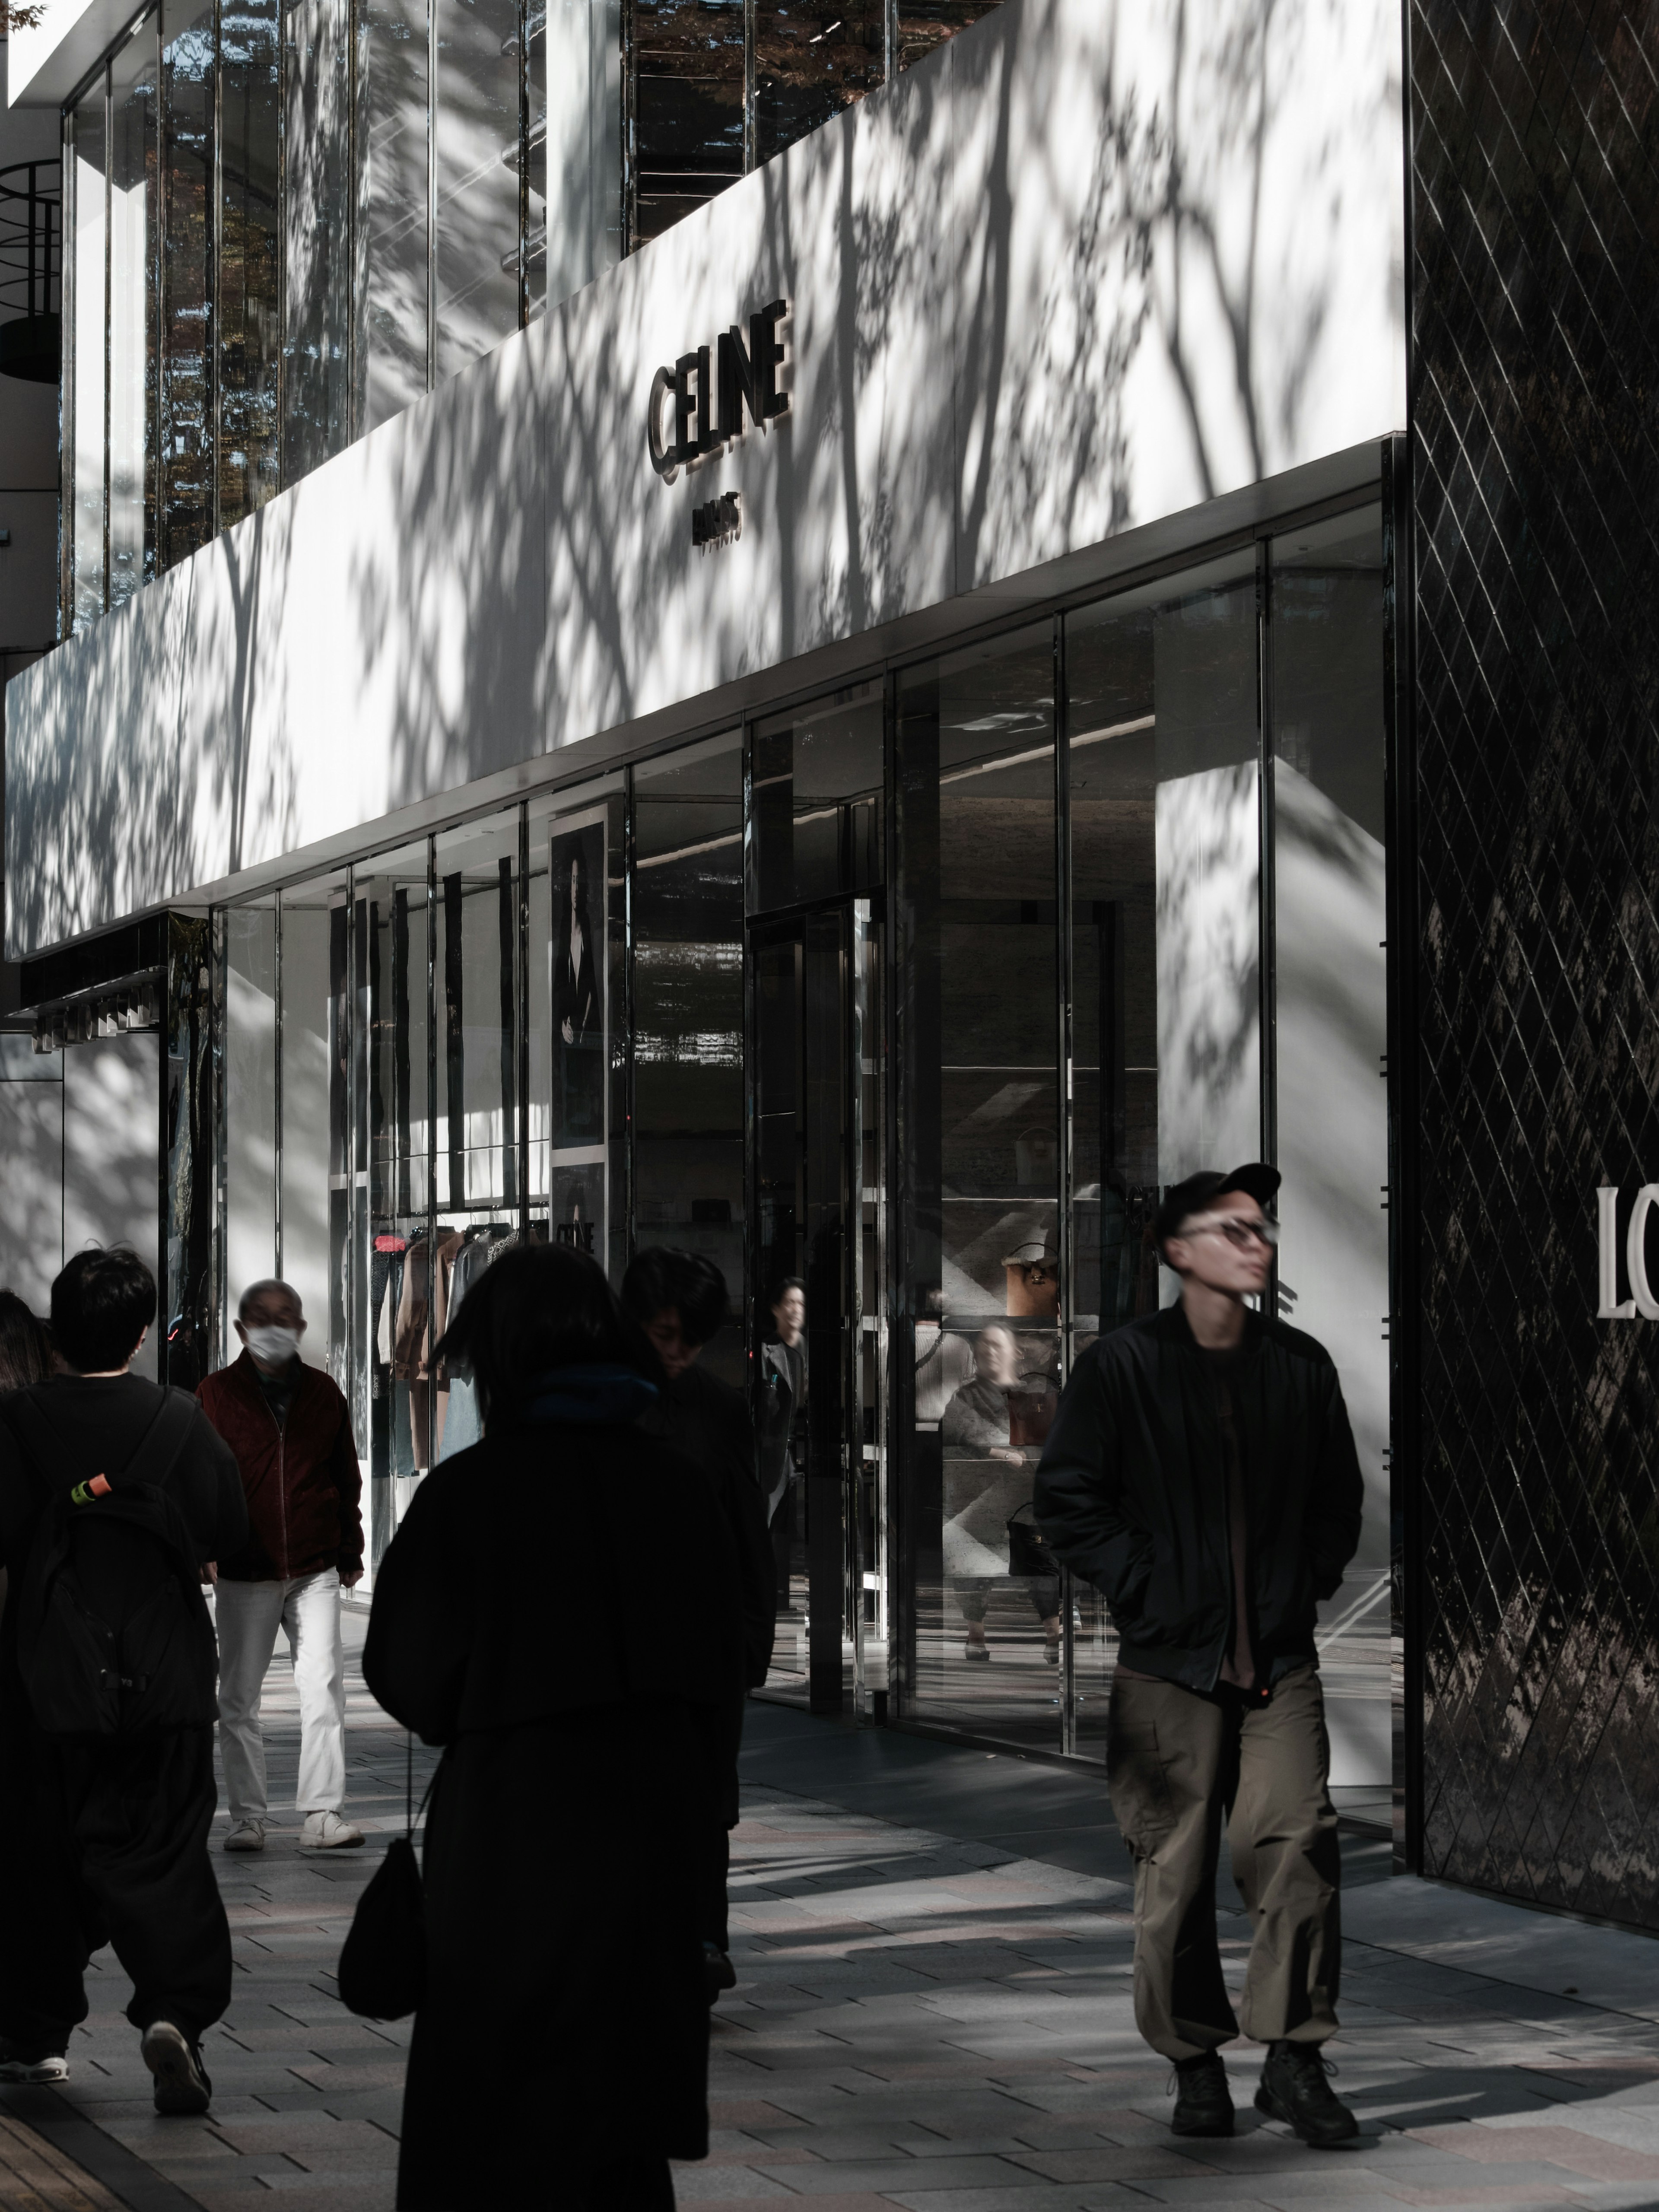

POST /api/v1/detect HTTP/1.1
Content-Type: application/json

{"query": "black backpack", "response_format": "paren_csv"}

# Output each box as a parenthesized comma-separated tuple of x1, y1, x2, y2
(4, 1390, 219, 1738)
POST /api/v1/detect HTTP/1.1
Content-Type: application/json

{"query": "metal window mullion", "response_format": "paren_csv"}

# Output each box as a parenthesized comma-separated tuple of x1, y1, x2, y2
(211, 906, 228, 1370)
(347, 0, 359, 438)
(1052, 610, 1075, 1757)
(743, 0, 756, 174)
(102, 64, 113, 611)
(623, 765, 637, 1266)
(211, 0, 222, 537)
(274, 887, 285, 1275)
(60, 107, 75, 636)
(515, 0, 528, 327)
(425, 834, 437, 1448)
(883, 0, 895, 81)
(426, 0, 437, 387)
(880, 668, 905, 1720)
(517, 800, 530, 1236)
(276, 0, 286, 486)
(1257, 537, 1277, 1180)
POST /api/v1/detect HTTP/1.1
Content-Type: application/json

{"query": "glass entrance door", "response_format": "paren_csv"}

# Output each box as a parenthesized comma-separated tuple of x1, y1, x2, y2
(752, 899, 885, 1716)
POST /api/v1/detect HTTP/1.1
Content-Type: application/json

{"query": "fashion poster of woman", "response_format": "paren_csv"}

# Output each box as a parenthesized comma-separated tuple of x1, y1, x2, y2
(550, 812, 607, 1153)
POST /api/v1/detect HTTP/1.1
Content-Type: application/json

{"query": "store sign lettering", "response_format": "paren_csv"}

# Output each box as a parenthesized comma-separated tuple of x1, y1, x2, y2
(1596, 1184, 1659, 1318)
(647, 300, 791, 486)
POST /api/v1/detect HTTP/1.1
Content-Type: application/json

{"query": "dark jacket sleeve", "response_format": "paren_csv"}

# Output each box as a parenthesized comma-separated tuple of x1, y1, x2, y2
(1033, 1350, 1155, 1616)
(362, 1475, 474, 1745)
(707, 1384, 775, 1688)
(1306, 1363, 1364, 1600)
(330, 1395, 365, 1574)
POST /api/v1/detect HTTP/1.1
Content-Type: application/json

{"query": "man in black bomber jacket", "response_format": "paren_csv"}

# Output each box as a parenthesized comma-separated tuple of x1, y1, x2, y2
(1035, 1165, 1363, 2148)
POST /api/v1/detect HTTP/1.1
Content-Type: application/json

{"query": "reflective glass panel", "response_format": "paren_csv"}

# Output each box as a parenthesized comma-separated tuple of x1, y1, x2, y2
(71, 80, 107, 632)
(629, 0, 744, 249)
(748, 680, 883, 915)
(633, 736, 746, 1386)
(356, 0, 430, 426)
(219, 0, 282, 525)
(284, 0, 354, 478)
(433, 0, 520, 379)
(161, 0, 215, 562)
(278, 870, 351, 1400)
(753, 2, 883, 166)
(1270, 505, 1389, 1804)
(533, 0, 621, 316)
(109, 24, 158, 606)
(352, 840, 434, 1554)
(1064, 547, 1259, 1753)
(895, 0, 1002, 71)
(225, 900, 278, 1301)
(896, 624, 1062, 1750)
(529, 782, 626, 1280)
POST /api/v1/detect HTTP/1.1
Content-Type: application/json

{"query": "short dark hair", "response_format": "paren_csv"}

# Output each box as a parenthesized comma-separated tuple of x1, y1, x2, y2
(621, 1247, 728, 1347)
(51, 1248, 158, 1373)
(434, 1243, 639, 1429)
(0, 1291, 51, 1392)
(771, 1276, 805, 1306)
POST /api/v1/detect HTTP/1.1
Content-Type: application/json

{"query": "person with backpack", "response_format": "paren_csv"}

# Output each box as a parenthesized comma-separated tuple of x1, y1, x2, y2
(0, 1247, 246, 2113)
(621, 1247, 774, 2001)
(197, 1279, 365, 1853)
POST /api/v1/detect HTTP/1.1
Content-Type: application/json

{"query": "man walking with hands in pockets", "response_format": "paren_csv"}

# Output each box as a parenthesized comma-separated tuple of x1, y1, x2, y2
(1035, 1166, 1363, 2146)
(198, 1281, 365, 1852)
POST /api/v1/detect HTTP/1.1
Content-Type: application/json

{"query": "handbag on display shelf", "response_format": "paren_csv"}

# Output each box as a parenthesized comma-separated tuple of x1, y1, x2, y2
(337, 1734, 438, 2021)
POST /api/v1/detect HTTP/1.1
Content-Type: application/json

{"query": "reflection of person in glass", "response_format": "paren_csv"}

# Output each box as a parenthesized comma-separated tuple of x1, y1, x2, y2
(757, 1278, 807, 1612)
(554, 845, 602, 1145)
(941, 1321, 1059, 1662)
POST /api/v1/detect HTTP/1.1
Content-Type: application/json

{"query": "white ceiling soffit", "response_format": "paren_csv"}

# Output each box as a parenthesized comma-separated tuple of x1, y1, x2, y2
(10, 0, 141, 108)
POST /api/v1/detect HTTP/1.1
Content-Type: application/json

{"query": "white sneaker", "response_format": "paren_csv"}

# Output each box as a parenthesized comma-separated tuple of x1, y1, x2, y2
(222, 1819, 266, 1853)
(0, 2041, 68, 2083)
(299, 1809, 364, 1850)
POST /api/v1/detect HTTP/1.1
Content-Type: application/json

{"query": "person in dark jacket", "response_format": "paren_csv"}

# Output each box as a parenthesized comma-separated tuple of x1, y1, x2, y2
(364, 1243, 744, 2212)
(0, 1248, 247, 2114)
(757, 1278, 807, 1607)
(623, 1246, 774, 2000)
(1035, 1165, 1364, 2148)
(197, 1280, 365, 1853)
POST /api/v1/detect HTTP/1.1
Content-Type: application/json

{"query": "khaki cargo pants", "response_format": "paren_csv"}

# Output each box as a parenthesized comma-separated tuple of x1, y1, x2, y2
(1106, 1662, 1341, 2061)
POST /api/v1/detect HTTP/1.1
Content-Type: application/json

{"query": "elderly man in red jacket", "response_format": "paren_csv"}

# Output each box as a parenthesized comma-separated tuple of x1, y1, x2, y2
(197, 1281, 365, 1852)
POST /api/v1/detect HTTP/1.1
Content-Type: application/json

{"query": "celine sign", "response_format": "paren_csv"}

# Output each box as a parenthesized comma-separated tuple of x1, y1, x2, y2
(648, 300, 790, 485)
(1596, 1183, 1659, 1318)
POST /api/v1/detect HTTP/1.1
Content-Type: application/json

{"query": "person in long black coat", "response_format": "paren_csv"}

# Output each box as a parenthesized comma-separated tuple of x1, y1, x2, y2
(362, 1243, 744, 2212)
(622, 1246, 775, 1998)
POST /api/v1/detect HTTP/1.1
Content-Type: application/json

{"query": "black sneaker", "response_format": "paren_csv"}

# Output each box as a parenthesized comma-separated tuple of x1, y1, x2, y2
(0, 2036, 67, 2084)
(1254, 2039, 1358, 2144)
(140, 2020, 213, 2116)
(702, 1942, 737, 2004)
(1170, 2049, 1233, 2137)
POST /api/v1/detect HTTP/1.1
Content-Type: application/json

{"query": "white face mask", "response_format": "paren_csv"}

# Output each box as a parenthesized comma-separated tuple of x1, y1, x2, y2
(244, 1324, 301, 1366)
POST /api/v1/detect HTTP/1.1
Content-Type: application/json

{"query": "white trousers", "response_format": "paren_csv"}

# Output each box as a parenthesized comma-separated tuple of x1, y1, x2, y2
(215, 1569, 347, 1821)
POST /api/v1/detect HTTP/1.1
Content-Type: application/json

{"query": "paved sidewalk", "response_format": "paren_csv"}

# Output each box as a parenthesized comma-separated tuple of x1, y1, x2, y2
(10, 1666, 1659, 2210)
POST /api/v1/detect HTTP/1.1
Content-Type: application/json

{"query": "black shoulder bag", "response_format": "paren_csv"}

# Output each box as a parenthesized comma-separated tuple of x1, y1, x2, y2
(337, 1733, 438, 2021)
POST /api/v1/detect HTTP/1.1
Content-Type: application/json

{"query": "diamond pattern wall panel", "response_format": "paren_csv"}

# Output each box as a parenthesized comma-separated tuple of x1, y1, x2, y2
(1411, 0, 1659, 1923)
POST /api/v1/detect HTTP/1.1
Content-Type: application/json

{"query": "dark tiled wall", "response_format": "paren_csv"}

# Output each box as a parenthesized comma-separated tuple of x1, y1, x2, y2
(1410, 0, 1659, 1921)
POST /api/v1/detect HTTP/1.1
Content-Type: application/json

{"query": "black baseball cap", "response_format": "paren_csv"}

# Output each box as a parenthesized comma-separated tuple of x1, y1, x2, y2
(1153, 1164, 1281, 1253)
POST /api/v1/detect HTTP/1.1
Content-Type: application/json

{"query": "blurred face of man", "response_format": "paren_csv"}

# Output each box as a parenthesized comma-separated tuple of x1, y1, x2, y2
(645, 1306, 700, 1379)
(1163, 1189, 1274, 1300)
(773, 1288, 805, 1345)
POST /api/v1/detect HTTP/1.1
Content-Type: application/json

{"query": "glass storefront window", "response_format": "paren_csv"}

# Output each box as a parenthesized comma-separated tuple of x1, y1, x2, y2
(748, 679, 883, 914)
(753, 3, 883, 167)
(283, 0, 353, 479)
(357, 0, 431, 429)
(274, 868, 351, 1398)
(219, 0, 282, 527)
(894, 1, 1003, 70)
(161, 0, 215, 563)
(896, 623, 1063, 1748)
(633, 736, 746, 1383)
(529, 782, 626, 1279)
(1270, 505, 1389, 1799)
(71, 79, 107, 631)
(223, 898, 279, 1298)
(433, 0, 520, 378)
(1064, 548, 1260, 1752)
(629, 0, 745, 249)
(535, 0, 621, 315)
(109, 23, 158, 605)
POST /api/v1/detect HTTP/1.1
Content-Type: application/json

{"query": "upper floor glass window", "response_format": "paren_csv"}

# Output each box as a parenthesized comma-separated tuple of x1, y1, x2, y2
(63, 0, 1005, 634)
